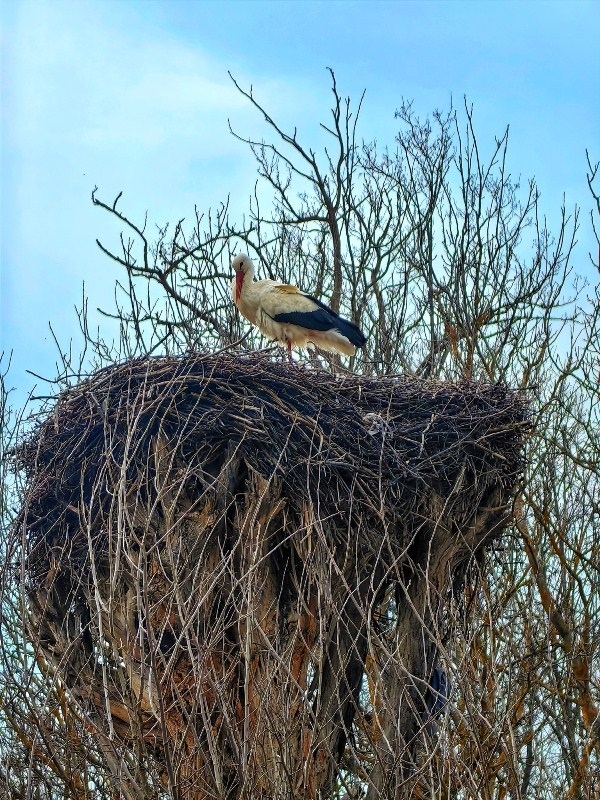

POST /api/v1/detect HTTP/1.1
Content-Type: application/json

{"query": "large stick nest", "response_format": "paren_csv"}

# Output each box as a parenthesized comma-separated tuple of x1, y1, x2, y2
(18, 352, 528, 578)
(14, 352, 530, 798)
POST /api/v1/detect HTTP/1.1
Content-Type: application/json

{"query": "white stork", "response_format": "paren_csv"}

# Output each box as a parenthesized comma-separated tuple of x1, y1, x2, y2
(231, 254, 367, 357)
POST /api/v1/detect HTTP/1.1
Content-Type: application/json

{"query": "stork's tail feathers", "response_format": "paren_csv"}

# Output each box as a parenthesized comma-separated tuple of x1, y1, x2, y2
(332, 314, 367, 347)
(308, 296, 366, 347)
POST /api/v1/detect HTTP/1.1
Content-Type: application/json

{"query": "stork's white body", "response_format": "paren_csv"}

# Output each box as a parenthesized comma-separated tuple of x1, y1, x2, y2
(231, 255, 366, 357)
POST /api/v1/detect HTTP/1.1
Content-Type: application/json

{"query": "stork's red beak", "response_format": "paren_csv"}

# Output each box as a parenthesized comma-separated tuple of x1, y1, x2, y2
(235, 271, 244, 302)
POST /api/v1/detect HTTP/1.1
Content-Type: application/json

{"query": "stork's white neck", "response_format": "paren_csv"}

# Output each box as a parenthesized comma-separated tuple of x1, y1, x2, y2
(234, 261, 256, 304)
(243, 262, 255, 282)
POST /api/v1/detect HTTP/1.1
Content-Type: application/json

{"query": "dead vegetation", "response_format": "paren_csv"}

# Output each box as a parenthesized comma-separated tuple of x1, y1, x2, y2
(14, 351, 528, 799)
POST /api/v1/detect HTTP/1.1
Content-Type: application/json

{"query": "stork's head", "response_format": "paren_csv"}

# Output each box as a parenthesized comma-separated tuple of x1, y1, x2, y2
(231, 254, 254, 301)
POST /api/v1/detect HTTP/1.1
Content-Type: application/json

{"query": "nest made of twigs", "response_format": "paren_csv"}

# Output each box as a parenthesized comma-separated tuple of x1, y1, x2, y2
(13, 351, 530, 799)
(17, 351, 528, 585)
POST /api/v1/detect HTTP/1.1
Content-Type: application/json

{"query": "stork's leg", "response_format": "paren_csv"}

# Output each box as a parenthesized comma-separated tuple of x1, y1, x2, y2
(286, 340, 293, 362)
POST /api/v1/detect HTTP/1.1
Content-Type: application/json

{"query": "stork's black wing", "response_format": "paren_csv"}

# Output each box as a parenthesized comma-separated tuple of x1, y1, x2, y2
(270, 293, 366, 347)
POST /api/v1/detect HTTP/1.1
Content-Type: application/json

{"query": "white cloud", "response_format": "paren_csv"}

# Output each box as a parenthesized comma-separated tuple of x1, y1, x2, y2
(1, 0, 319, 400)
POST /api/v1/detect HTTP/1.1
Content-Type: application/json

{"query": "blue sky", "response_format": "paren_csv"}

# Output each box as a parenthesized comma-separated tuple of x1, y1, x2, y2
(2, 0, 599, 405)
